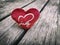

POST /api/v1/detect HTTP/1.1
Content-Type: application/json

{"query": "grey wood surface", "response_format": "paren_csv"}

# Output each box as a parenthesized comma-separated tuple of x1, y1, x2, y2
(0, 0, 60, 45)
(0, 0, 35, 45)
(0, 0, 35, 21)
(56, 1, 60, 45)
(18, 0, 59, 45)
(0, 24, 24, 45)
(0, 0, 47, 45)
(0, 16, 25, 45)
(0, 16, 15, 36)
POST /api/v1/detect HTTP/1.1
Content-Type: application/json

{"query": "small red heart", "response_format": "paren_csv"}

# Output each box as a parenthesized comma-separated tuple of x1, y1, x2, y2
(11, 8, 40, 30)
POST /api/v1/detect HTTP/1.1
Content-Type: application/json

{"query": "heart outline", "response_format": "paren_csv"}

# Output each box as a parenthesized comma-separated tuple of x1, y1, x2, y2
(18, 13, 34, 27)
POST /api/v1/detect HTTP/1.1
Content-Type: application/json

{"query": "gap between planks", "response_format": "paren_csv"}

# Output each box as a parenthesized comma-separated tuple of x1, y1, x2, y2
(0, 0, 36, 21)
(18, 0, 59, 45)
(0, 0, 47, 45)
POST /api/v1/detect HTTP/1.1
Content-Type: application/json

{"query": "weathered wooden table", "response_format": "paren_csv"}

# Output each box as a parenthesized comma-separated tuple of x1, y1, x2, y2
(0, 0, 60, 45)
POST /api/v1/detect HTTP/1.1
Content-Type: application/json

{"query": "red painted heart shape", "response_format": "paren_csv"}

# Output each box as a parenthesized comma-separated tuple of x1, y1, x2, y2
(11, 8, 40, 30)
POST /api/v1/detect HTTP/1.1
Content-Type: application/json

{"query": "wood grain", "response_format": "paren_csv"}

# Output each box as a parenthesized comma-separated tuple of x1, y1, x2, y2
(0, 23, 25, 45)
(0, 0, 36, 45)
(0, 0, 59, 45)
(0, 16, 25, 45)
(55, 1, 60, 45)
(0, 0, 47, 45)
(0, 0, 35, 21)
(18, 0, 59, 45)
(0, 16, 15, 36)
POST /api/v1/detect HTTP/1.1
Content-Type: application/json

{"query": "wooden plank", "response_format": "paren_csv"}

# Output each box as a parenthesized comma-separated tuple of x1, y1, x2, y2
(0, 0, 35, 38)
(0, 23, 25, 45)
(0, 0, 36, 45)
(0, 0, 46, 37)
(0, 0, 48, 45)
(0, 0, 36, 21)
(18, 0, 58, 45)
(55, 1, 60, 45)
(23, 0, 46, 11)
(0, 16, 15, 36)
(0, 14, 26, 45)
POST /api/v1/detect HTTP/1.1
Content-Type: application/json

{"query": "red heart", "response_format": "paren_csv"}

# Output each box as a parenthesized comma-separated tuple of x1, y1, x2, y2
(11, 8, 40, 30)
